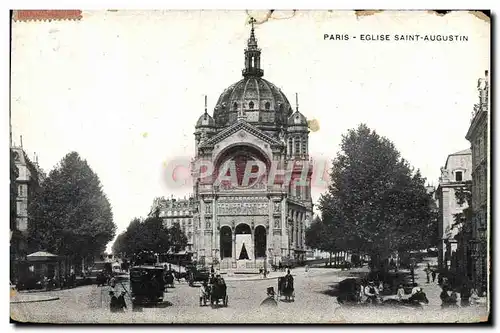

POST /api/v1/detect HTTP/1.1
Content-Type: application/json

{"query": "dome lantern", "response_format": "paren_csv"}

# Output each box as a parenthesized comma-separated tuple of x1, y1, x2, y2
(242, 17, 263, 78)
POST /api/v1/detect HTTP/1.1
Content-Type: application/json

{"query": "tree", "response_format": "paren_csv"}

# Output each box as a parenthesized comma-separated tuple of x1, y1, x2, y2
(318, 124, 434, 271)
(305, 216, 340, 266)
(28, 152, 116, 265)
(452, 180, 473, 233)
(168, 222, 188, 254)
(112, 231, 127, 257)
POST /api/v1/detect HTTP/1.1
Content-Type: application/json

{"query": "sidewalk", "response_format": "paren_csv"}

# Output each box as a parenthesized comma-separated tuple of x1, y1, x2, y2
(10, 288, 59, 304)
(413, 257, 488, 309)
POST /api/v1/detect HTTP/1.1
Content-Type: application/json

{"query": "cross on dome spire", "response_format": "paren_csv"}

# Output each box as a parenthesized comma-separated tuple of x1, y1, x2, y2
(247, 17, 258, 49)
(242, 16, 263, 78)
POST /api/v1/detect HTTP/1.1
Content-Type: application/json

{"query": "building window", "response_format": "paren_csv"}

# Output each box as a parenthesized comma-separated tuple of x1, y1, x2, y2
(18, 184, 24, 197)
(265, 102, 270, 110)
(455, 171, 463, 182)
(249, 101, 254, 109)
(295, 138, 301, 155)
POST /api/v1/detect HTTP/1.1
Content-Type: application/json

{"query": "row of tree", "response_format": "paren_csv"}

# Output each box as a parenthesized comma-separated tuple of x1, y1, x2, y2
(112, 213, 188, 258)
(28, 152, 116, 266)
(305, 124, 439, 271)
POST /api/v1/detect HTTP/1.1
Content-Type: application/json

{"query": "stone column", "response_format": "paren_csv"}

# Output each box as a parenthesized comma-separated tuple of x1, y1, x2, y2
(212, 198, 218, 264)
(268, 197, 273, 264)
(232, 230, 237, 261)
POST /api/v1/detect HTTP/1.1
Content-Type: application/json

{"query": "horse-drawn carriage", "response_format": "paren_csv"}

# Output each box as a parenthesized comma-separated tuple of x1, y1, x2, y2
(129, 265, 166, 308)
(200, 276, 228, 308)
(277, 275, 295, 301)
(186, 264, 210, 287)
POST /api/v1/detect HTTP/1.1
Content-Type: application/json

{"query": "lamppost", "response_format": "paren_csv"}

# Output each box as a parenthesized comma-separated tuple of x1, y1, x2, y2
(410, 257, 416, 285)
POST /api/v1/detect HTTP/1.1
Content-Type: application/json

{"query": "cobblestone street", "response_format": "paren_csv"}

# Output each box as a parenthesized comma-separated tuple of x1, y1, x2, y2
(11, 265, 488, 324)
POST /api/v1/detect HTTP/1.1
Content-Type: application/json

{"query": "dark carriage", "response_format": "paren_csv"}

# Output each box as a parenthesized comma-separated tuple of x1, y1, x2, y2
(278, 275, 295, 301)
(336, 278, 361, 305)
(209, 277, 228, 307)
(129, 265, 166, 308)
(186, 264, 210, 287)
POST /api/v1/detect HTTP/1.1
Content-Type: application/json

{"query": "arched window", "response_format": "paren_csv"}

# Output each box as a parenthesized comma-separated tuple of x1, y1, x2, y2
(295, 137, 301, 155)
(265, 102, 270, 110)
(233, 102, 238, 110)
(249, 101, 254, 109)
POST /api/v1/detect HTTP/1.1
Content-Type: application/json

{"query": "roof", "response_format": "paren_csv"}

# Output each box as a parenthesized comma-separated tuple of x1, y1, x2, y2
(213, 77, 293, 129)
(195, 112, 215, 128)
(450, 148, 471, 156)
(444, 148, 472, 169)
(27, 251, 57, 257)
(287, 110, 308, 126)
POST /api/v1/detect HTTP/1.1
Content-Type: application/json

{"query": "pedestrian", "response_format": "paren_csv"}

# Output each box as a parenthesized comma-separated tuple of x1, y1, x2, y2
(426, 269, 430, 284)
(440, 286, 450, 308)
(432, 270, 437, 283)
(117, 291, 127, 311)
(437, 273, 443, 286)
(411, 283, 422, 296)
(364, 281, 379, 304)
(199, 281, 209, 306)
(460, 283, 471, 307)
(469, 287, 480, 306)
(397, 284, 405, 302)
(109, 291, 120, 312)
(260, 287, 278, 307)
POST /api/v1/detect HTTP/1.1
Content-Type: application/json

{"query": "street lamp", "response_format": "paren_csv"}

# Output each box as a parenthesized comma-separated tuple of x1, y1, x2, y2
(410, 257, 416, 285)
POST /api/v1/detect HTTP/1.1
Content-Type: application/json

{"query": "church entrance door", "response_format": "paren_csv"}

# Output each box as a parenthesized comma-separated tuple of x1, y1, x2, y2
(235, 223, 253, 262)
(220, 226, 232, 259)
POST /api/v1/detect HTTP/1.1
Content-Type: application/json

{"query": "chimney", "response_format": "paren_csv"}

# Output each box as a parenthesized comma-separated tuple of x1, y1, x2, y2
(20, 135, 23, 148)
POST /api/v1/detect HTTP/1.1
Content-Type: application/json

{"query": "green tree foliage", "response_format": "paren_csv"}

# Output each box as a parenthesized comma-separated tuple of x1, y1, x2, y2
(28, 152, 116, 262)
(318, 124, 435, 269)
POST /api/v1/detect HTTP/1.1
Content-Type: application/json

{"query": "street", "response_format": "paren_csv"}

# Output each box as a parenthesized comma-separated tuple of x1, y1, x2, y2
(11, 264, 488, 324)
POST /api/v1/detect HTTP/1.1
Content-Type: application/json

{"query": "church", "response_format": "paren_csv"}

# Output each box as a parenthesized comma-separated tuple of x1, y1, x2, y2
(190, 21, 314, 268)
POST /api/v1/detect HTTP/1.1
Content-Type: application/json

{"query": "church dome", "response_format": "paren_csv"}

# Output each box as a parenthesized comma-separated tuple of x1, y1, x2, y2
(287, 110, 307, 126)
(213, 77, 293, 128)
(212, 19, 293, 130)
(195, 112, 215, 128)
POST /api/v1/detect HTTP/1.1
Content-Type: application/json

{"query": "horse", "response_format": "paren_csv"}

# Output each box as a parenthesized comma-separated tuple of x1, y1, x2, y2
(210, 278, 228, 308)
(278, 275, 295, 302)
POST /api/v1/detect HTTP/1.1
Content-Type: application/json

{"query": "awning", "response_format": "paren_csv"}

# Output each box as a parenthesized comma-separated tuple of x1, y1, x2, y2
(26, 251, 60, 262)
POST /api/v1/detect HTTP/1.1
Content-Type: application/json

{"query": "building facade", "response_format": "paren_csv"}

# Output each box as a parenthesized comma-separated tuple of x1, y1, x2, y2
(150, 196, 196, 253)
(436, 149, 472, 271)
(11, 146, 45, 235)
(10, 145, 45, 281)
(191, 23, 313, 268)
(466, 70, 489, 294)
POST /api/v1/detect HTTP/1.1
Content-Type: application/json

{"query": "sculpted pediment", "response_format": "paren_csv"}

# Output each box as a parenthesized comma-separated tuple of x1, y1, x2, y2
(199, 120, 283, 149)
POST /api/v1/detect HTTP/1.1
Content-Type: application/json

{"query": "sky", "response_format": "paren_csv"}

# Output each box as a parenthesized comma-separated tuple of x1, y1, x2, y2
(10, 10, 490, 252)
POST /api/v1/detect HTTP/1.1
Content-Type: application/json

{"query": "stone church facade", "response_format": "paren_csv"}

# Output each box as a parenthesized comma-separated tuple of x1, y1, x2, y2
(190, 23, 313, 268)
